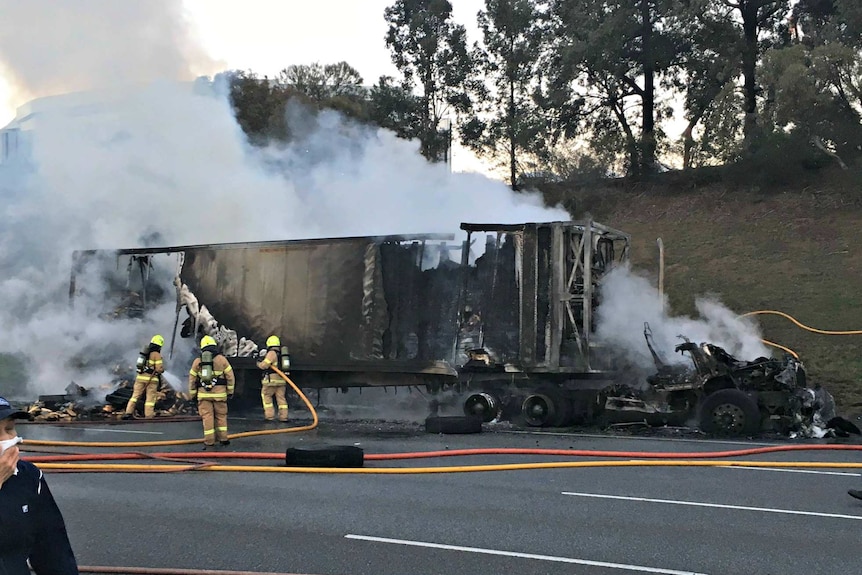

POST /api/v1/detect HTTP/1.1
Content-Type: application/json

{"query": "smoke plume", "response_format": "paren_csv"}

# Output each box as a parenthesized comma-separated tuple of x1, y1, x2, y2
(0, 2, 568, 398)
(595, 264, 772, 375)
(0, 0, 215, 107)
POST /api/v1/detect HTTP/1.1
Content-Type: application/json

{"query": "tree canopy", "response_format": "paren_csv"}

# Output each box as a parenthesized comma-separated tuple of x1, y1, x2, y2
(219, 0, 862, 180)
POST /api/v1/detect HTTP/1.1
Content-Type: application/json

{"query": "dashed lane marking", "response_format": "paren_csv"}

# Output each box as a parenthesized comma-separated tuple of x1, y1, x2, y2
(561, 491, 862, 520)
(345, 534, 708, 575)
(726, 466, 860, 477)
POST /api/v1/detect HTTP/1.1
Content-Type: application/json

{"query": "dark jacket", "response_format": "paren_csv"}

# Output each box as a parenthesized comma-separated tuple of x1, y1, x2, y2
(0, 460, 78, 575)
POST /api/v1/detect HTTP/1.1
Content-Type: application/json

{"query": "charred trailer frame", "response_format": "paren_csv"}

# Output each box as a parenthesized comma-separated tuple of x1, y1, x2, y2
(68, 220, 631, 426)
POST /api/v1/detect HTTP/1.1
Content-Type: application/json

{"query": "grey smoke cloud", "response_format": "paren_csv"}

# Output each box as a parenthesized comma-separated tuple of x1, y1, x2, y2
(0, 1, 569, 398)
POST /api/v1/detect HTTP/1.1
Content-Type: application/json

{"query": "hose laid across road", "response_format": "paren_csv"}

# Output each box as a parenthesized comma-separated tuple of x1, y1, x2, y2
(19, 443, 862, 474)
(26, 459, 862, 474)
(21, 443, 862, 464)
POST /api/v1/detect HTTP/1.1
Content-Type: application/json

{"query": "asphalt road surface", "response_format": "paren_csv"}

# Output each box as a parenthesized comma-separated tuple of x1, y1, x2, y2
(18, 416, 862, 575)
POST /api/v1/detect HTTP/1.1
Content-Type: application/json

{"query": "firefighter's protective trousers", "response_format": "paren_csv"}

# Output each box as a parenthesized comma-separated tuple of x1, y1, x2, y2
(196, 385, 229, 444)
(125, 351, 164, 418)
(261, 384, 288, 422)
(258, 349, 288, 421)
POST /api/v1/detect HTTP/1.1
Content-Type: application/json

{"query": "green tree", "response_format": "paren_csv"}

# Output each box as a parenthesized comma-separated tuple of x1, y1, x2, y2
(368, 75, 424, 141)
(461, 0, 545, 189)
(756, 0, 862, 168)
(384, 0, 474, 162)
(277, 62, 366, 101)
(275, 62, 371, 123)
(675, 8, 740, 169)
(223, 65, 377, 143)
(222, 70, 291, 143)
(761, 44, 860, 169)
(544, 0, 686, 177)
(687, 0, 791, 154)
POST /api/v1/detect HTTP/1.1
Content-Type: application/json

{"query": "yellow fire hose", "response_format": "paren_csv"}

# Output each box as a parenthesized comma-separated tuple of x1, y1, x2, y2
(741, 310, 862, 360)
(31, 459, 862, 474)
(24, 365, 317, 448)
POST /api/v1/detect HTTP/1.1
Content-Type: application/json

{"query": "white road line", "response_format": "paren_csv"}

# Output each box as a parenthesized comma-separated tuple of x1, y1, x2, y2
(726, 466, 860, 477)
(561, 491, 862, 521)
(345, 534, 708, 575)
(74, 428, 164, 435)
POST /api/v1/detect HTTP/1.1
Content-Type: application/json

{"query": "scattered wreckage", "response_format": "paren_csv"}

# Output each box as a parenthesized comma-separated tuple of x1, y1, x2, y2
(597, 323, 859, 438)
(25, 371, 196, 423)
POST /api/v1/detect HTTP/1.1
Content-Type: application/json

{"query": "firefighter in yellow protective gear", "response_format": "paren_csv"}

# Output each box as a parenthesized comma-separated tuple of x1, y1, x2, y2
(257, 335, 288, 422)
(123, 335, 165, 419)
(188, 335, 235, 449)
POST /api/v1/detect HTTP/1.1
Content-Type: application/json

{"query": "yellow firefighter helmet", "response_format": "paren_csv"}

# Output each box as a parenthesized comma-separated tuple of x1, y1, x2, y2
(200, 335, 217, 350)
(266, 335, 281, 347)
(150, 334, 165, 347)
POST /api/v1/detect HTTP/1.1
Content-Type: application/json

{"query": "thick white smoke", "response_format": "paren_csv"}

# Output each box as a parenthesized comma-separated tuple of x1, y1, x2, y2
(0, 2, 568, 398)
(0, 0, 215, 107)
(595, 264, 772, 373)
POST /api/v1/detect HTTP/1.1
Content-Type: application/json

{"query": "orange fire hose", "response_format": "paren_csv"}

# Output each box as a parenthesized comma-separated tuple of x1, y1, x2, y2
(19, 443, 862, 464)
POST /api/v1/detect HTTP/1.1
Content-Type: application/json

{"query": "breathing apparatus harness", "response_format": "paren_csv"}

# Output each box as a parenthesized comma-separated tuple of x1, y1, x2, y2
(199, 345, 223, 391)
(135, 343, 157, 374)
(265, 345, 291, 383)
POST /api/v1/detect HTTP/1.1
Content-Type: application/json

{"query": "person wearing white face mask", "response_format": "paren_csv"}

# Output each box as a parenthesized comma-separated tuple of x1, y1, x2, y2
(0, 396, 79, 575)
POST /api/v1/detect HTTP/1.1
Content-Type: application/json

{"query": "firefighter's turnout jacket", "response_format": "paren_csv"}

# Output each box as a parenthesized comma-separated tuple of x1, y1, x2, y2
(189, 354, 235, 445)
(257, 348, 288, 422)
(125, 349, 165, 418)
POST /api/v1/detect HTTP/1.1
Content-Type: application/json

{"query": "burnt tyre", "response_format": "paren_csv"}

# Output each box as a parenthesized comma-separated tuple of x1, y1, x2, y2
(425, 415, 483, 434)
(463, 392, 502, 423)
(698, 389, 761, 436)
(285, 445, 365, 468)
(521, 390, 572, 428)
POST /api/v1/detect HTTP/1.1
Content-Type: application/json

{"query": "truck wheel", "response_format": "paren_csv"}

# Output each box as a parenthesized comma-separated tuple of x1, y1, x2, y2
(698, 389, 761, 436)
(521, 390, 571, 427)
(425, 415, 483, 434)
(463, 392, 502, 423)
(285, 445, 364, 468)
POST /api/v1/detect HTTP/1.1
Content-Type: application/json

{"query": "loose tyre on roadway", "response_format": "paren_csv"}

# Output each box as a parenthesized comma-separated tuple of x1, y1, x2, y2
(285, 445, 365, 467)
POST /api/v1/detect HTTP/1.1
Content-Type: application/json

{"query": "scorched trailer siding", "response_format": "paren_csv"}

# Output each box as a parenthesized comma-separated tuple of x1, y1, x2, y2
(69, 220, 631, 426)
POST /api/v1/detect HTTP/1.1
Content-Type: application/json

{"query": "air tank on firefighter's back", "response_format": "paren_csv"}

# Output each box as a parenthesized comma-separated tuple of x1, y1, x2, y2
(280, 345, 290, 373)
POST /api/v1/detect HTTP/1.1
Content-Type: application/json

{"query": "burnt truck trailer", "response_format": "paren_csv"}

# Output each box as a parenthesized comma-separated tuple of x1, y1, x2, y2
(70, 220, 631, 427)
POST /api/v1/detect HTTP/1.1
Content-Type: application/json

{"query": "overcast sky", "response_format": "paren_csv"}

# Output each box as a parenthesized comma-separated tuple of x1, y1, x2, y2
(0, 0, 487, 125)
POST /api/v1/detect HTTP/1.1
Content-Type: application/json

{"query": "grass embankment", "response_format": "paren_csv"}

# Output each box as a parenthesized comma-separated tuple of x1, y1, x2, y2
(541, 168, 862, 415)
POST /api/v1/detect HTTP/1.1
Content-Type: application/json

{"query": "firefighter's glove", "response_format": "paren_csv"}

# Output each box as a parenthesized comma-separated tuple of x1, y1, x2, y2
(258, 349, 267, 358)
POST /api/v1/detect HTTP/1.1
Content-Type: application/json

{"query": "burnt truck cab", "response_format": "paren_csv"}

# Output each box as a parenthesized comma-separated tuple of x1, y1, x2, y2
(602, 322, 813, 436)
